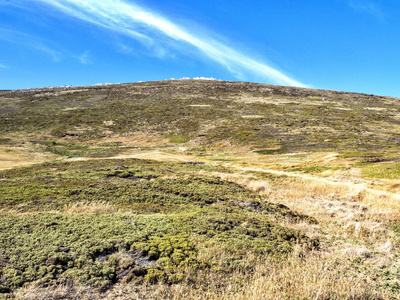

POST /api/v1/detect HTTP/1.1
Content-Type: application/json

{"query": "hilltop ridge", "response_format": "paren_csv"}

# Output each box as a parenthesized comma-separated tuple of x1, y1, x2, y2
(1, 79, 399, 156)
(2, 79, 397, 98)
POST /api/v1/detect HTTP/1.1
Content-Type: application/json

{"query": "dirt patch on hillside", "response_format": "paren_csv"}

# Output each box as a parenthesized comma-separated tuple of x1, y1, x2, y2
(94, 132, 171, 147)
(34, 89, 87, 97)
(0, 147, 48, 170)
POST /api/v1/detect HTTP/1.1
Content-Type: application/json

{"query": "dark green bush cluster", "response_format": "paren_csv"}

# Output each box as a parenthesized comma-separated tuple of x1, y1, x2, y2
(133, 234, 205, 284)
(0, 213, 178, 290)
(177, 209, 318, 255)
(0, 210, 315, 292)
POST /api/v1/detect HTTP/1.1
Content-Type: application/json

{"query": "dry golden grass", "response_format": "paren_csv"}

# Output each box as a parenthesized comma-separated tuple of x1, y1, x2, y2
(92, 131, 171, 147)
(225, 253, 380, 300)
(64, 201, 116, 214)
(192, 164, 399, 299)
(218, 163, 400, 213)
(0, 146, 48, 170)
(15, 285, 99, 300)
(240, 115, 265, 119)
(214, 166, 400, 239)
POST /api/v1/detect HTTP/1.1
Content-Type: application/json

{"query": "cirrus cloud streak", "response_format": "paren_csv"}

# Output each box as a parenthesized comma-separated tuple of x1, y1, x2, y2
(33, 0, 305, 87)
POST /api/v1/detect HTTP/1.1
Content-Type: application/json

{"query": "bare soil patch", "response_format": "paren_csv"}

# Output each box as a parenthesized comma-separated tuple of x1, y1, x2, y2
(0, 147, 48, 170)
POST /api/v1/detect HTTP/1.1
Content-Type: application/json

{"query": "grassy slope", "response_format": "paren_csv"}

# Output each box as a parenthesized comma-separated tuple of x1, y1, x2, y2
(1, 80, 400, 152)
(1, 80, 400, 299)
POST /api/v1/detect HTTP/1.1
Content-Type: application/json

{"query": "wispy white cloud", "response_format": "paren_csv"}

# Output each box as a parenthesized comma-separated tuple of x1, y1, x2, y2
(32, 0, 305, 87)
(116, 42, 135, 55)
(0, 28, 62, 61)
(76, 50, 92, 64)
(33, 43, 62, 62)
(349, 1, 385, 20)
(0, 63, 10, 69)
(0, 0, 23, 8)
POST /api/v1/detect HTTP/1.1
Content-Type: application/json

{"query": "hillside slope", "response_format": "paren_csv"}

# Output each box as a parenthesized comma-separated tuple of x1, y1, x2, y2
(1, 80, 400, 154)
(1, 80, 400, 299)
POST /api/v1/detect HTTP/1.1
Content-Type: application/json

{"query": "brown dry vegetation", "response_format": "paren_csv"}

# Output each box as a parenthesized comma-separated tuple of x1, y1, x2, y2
(0, 147, 49, 170)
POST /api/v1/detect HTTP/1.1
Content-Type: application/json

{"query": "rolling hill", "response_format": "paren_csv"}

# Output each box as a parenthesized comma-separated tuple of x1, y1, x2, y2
(1, 80, 400, 299)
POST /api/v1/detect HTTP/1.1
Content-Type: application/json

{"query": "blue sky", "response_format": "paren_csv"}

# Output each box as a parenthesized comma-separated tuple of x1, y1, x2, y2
(1, 0, 399, 97)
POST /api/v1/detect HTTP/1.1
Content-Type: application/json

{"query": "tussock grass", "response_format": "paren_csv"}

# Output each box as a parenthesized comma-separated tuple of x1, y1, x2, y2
(159, 252, 380, 299)
(198, 167, 400, 299)
(225, 169, 400, 213)
(64, 201, 115, 214)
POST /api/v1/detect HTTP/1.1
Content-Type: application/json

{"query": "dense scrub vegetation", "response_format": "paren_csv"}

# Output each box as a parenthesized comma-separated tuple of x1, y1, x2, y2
(0, 159, 317, 295)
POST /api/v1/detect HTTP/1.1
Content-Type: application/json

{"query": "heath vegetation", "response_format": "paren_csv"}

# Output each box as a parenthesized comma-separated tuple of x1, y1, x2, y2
(1, 80, 400, 299)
